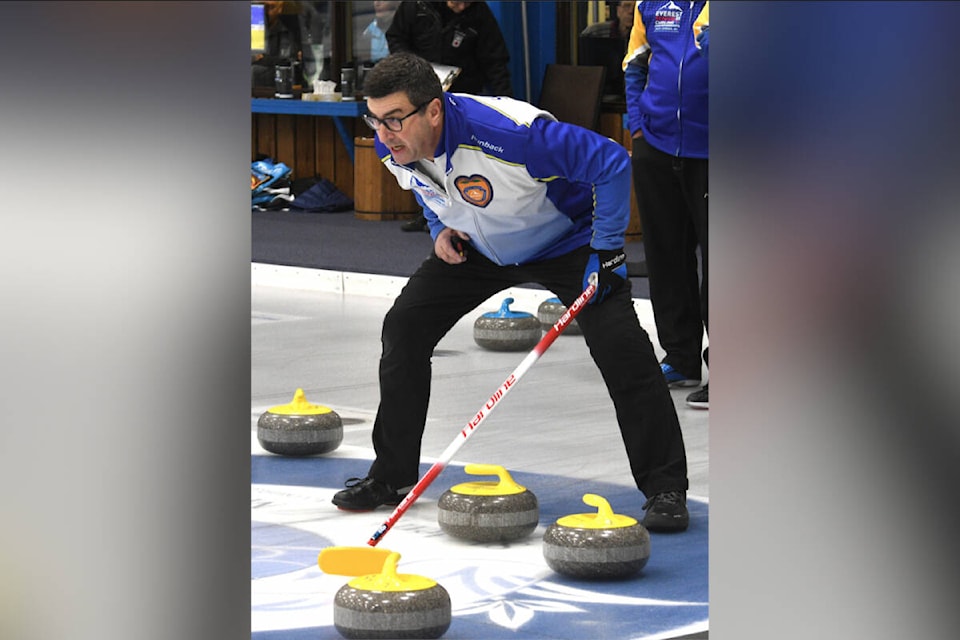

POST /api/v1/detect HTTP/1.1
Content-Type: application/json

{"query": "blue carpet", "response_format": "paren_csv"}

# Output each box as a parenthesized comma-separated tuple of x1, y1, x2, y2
(251, 210, 651, 298)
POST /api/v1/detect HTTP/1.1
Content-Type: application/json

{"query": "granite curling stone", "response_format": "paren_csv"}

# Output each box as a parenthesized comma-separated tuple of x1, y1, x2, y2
(256, 388, 343, 456)
(537, 297, 582, 335)
(543, 493, 651, 579)
(437, 464, 539, 542)
(325, 548, 451, 640)
(473, 297, 542, 351)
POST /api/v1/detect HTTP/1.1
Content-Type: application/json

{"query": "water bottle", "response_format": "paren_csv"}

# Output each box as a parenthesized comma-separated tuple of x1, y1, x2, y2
(274, 64, 294, 99)
(340, 68, 356, 101)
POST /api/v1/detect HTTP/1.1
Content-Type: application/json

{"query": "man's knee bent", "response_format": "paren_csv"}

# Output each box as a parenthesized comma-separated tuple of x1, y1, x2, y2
(381, 304, 439, 360)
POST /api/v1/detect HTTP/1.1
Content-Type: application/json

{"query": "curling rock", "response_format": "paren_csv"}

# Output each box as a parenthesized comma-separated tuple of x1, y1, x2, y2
(438, 464, 539, 542)
(543, 493, 650, 579)
(257, 388, 343, 456)
(537, 297, 582, 335)
(333, 553, 451, 639)
(473, 297, 542, 351)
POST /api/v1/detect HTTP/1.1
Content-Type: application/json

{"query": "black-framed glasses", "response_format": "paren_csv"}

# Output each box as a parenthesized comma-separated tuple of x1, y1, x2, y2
(363, 100, 432, 132)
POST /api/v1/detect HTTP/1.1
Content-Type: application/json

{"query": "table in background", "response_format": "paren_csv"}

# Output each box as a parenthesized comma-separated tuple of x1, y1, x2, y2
(251, 98, 367, 162)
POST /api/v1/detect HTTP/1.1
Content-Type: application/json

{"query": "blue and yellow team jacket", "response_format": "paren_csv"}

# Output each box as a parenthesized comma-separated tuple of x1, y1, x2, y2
(623, 1, 708, 159)
(373, 93, 632, 266)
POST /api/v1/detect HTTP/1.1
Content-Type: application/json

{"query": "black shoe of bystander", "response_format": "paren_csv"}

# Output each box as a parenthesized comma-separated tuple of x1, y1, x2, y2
(686, 384, 708, 410)
(401, 215, 429, 232)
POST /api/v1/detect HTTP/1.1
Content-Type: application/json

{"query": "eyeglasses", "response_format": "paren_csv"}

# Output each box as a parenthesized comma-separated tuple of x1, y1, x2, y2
(363, 100, 432, 132)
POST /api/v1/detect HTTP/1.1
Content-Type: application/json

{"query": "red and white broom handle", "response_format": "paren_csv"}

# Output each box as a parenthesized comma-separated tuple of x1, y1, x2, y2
(368, 275, 598, 546)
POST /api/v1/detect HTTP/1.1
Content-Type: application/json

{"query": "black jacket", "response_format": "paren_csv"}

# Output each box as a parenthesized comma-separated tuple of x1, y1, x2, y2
(385, 1, 512, 96)
(252, 12, 303, 87)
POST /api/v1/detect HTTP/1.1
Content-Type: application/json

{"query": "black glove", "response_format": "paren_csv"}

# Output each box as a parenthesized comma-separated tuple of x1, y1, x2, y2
(583, 248, 627, 304)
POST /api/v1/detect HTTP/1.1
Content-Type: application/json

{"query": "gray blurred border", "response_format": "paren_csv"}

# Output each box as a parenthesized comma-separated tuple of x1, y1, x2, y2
(1, 3, 250, 638)
(2, 2, 959, 639)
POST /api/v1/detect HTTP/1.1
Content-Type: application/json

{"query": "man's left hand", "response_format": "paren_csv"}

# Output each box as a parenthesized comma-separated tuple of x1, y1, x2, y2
(435, 227, 470, 265)
(583, 248, 627, 304)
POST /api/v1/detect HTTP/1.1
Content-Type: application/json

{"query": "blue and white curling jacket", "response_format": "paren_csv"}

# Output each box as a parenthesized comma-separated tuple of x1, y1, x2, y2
(373, 93, 632, 266)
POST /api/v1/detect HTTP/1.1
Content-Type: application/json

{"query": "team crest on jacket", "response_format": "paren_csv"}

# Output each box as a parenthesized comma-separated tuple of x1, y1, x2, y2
(455, 174, 493, 207)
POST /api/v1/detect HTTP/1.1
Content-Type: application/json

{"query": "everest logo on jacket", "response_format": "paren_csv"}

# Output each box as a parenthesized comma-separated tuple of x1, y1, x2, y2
(654, 1, 683, 33)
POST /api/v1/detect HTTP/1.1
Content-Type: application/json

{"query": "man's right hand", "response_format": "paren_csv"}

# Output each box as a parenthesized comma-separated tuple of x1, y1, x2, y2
(435, 227, 470, 265)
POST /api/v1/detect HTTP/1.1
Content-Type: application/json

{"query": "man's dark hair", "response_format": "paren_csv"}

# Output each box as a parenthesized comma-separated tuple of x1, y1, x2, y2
(363, 52, 443, 106)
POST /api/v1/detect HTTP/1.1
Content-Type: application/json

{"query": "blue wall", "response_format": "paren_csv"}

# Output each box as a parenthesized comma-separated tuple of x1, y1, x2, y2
(488, 1, 556, 104)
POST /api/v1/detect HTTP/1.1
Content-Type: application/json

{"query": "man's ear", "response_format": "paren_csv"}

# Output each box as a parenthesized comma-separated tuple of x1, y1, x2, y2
(426, 97, 443, 123)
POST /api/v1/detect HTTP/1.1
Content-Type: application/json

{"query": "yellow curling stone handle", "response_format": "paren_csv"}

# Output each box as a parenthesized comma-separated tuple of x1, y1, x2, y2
(266, 388, 334, 415)
(449, 463, 527, 496)
(555, 493, 638, 529)
(346, 551, 438, 592)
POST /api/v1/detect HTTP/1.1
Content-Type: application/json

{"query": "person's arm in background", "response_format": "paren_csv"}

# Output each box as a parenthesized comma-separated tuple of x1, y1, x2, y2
(693, 1, 709, 58)
(694, 25, 708, 58)
(384, 1, 416, 53)
(622, 2, 649, 138)
(474, 3, 513, 96)
(624, 53, 649, 137)
(386, 0, 443, 58)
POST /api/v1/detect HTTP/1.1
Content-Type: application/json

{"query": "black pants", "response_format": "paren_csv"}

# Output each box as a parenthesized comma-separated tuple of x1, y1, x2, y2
(366, 244, 689, 498)
(631, 136, 709, 379)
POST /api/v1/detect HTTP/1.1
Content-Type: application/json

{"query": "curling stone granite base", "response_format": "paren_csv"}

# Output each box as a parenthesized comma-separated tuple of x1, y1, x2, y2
(334, 584, 451, 639)
(257, 410, 343, 456)
(537, 297, 582, 335)
(542, 522, 651, 579)
(473, 315, 542, 351)
(438, 490, 539, 542)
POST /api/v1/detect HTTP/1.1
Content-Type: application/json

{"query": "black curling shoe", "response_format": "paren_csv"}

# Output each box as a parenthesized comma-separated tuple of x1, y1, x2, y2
(641, 490, 690, 532)
(332, 477, 407, 511)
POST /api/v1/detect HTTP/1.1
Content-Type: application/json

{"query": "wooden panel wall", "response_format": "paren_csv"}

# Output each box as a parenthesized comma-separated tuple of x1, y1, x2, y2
(251, 113, 365, 199)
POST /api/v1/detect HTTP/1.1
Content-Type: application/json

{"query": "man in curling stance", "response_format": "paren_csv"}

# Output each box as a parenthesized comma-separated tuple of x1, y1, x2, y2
(332, 52, 691, 532)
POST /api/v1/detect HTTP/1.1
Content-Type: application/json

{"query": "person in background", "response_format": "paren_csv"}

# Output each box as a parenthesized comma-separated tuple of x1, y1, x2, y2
(581, 0, 635, 39)
(252, 1, 304, 88)
(331, 52, 691, 533)
(358, 0, 401, 65)
(387, 1, 513, 232)
(624, 1, 709, 409)
(580, 1, 643, 275)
